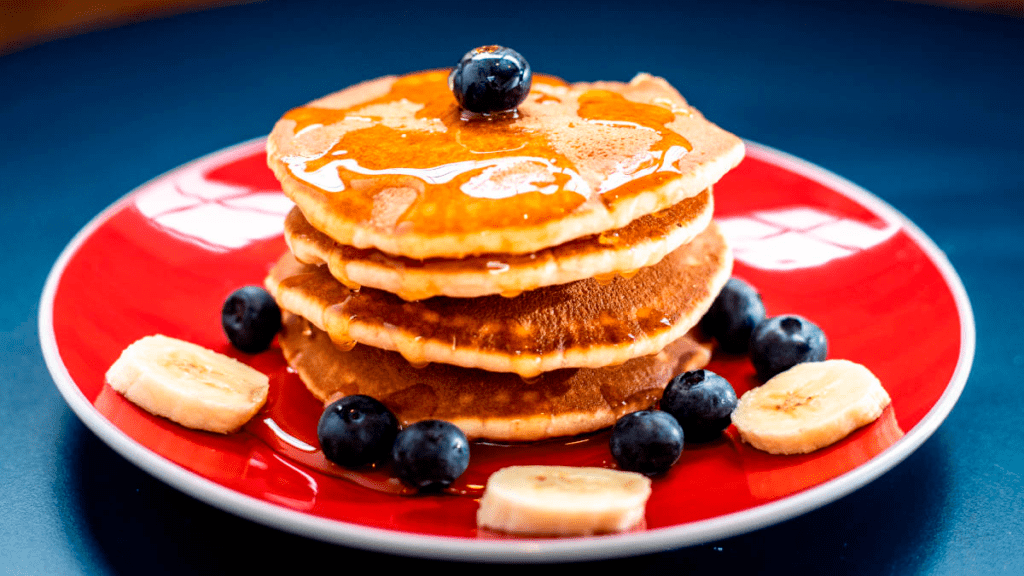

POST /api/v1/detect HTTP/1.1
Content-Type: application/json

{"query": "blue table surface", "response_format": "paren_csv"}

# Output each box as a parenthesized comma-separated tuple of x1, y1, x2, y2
(2, 0, 1022, 573)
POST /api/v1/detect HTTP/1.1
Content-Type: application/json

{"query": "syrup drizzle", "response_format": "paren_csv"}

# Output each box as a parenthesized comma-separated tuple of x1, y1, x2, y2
(280, 70, 691, 237)
(576, 89, 692, 206)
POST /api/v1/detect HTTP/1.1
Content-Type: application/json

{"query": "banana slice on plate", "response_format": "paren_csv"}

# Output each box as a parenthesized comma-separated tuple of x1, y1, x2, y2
(106, 334, 270, 434)
(731, 359, 891, 455)
(476, 465, 652, 536)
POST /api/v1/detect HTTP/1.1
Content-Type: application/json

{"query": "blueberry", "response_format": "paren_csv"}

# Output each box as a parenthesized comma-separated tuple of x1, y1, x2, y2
(609, 410, 684, 476)
(750, 315, 828, 381)
(661, 370, 738, 442)
(391, 420, 470, 491)
(701, 277, 767, 354)
(448, 45, 532, 114)
(318, 395, 399, 468)
(221, 286, 281, 353)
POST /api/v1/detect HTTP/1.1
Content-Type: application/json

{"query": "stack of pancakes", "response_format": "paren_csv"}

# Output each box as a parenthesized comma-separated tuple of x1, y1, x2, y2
(264, 70, 744, 442)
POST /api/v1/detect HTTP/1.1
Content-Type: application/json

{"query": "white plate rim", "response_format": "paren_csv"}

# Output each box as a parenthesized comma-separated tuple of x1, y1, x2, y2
(38, 138, 975, 563)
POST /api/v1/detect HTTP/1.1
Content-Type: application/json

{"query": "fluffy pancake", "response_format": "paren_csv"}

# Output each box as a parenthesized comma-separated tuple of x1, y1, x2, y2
(267, 70, 744, 259)
(279, 313, 712, 441)
(285, 189, 714, 301)
(266, 222, 732, 378)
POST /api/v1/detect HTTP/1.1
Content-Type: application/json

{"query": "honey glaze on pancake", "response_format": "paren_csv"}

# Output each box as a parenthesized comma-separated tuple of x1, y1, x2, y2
(575, 89, 691, 206)
(284, 188, 713, 300)
(277, 313, 712, 441)
(277, 70, 694, 238)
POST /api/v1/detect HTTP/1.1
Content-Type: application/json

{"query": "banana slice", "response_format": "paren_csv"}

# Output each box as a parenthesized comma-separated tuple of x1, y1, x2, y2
(106, 335, 270, 434)
(731, 359, 891, 455)
(476, 465, 651, 536)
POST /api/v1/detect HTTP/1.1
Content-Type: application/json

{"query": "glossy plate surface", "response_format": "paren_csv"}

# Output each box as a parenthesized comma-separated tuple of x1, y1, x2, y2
(39, 139, 973, 562)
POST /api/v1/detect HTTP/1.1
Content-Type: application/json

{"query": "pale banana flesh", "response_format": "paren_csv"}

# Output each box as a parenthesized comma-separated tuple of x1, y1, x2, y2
(731, 359, 891, 455)
(476, 465, 652, 536)
(106, 335, 270, 434)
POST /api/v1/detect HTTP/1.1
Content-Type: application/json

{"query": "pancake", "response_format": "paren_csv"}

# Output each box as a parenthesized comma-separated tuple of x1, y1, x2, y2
(267, 70, 744, 259)
(279, 313, 712, 441)
(285, 189, 714, 301)
(266, 222, 732, 378)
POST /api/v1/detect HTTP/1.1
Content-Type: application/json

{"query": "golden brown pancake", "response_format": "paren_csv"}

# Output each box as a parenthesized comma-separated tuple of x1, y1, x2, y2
(266, 222, 732, 378)
(267, 70, 744, 259)
(279, 313, 712, 441)
(285, 189, 714, 301)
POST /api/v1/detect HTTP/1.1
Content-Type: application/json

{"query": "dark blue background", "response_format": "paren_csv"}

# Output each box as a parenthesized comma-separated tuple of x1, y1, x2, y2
(2, 0, 1022, 572)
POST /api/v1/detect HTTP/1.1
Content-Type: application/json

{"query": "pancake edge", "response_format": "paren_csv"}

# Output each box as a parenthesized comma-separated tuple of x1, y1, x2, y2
(286, 190, 714, 300)
(266, 224, 733, 378)
(279, 314, 714, 442)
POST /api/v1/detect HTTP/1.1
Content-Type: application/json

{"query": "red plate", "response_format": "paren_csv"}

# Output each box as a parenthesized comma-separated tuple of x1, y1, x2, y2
(39, 139, 973, 561)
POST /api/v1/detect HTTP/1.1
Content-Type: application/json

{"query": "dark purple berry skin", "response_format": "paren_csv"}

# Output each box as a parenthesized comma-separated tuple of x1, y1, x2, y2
(749, 315, 828, 381)
(661, 370, 738, 442)
(392, 420, 470, 492)
(221, 286, 281, 353)
(701, 278, 767, 354)
(609, 410, 684, 476)
(318, 395, 399, 468)
(448, 46, 532, 114)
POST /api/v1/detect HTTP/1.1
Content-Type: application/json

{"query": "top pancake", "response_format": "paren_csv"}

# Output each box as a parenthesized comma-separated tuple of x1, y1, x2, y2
(267, 70, 744, 259)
